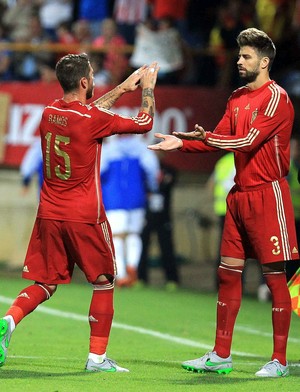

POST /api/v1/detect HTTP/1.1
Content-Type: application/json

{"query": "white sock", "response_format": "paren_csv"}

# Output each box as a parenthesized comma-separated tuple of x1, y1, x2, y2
(126, 233, 142, 268)
(4, 315, 16, 332)
(88, 352, 106, 363)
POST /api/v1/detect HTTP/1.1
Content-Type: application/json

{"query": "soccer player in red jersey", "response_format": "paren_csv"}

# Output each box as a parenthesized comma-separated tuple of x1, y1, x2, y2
(149, 28, 299, 377)
(0, 53, 159, 372)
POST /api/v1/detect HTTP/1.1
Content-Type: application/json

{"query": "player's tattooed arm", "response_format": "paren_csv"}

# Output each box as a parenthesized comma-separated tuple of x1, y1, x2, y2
(141, 87, 155, 117)
(92, 86, 123, 110)
(139, 62, 159, 117)
(93, 62, 159, 117)
(92, 65, 148, 109)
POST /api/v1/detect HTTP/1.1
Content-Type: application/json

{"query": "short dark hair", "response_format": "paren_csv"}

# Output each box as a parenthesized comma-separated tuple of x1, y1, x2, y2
(55, 53, 91, 93)
(237, 28, 276, 70)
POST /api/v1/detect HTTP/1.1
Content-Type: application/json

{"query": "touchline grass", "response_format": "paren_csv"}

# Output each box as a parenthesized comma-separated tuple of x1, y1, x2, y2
(0, 276, 299, 392)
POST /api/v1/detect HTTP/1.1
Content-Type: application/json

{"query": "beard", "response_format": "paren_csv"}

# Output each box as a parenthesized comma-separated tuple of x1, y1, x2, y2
(239, 68, 259, 84)
(86, 84, 94, 100)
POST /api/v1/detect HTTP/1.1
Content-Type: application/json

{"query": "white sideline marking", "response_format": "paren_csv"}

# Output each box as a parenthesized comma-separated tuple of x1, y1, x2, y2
(235, 325, 300, 344)
(0, 295, 294, 359)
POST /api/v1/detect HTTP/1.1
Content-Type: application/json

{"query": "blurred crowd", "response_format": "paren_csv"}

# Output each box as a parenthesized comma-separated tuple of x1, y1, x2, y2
(1, 0, 300, 89)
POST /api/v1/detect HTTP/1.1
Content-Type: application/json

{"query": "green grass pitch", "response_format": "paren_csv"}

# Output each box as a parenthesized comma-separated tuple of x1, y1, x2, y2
(0, 276, 299, 392)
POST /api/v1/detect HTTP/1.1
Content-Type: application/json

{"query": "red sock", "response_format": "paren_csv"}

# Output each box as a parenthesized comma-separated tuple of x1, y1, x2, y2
(89, 282, 114, 355)
(213, 263, 243, 358)
(5, 284, 50, 325)
(264, 272, 291, 365)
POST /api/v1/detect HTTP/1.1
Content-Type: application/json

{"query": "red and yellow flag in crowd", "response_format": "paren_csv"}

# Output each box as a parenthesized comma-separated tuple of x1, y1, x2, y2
(288, 267, 300, 316)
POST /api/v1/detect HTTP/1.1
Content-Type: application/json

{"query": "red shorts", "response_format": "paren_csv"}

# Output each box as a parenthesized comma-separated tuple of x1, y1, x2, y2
(22, 218, 116, 284)
(221, 178, 299, 264)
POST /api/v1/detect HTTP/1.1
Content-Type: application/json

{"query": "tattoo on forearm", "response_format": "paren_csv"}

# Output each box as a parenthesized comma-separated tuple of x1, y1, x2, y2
(141, 88, 155, 116)
(148, 106, 154, 117)
(142, 99, 149, 108)
(93, 86, 122, 110)
(143, 88, 154, 99)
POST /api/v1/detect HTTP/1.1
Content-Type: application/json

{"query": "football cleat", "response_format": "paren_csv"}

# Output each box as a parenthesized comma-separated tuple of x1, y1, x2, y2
(182, 351, 233, 374)
(85, 358, 129, 372)
(0, 318, 13, 367)
(255, 359, 289, 377)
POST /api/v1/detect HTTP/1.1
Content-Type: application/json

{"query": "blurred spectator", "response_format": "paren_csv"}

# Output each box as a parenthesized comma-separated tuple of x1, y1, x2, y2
(255, 0, 296, 76)
(77, 0, 110, 39)
(113, 0, 148, 45)
(138, 154, 180, 290)
(255, 0, 294, 43)
(2, 0, 38, 42)
(147, 0, 189, 40)
(71, 19, 92, 56)
(89, 53, 112, 86)
(56, 21, 77, 46)
(0, 24, 13, 81)
(208, 2, 247, 88)
(130, 17, 184, 85)
(92, 18, 129, 85)
(11, 15, 55, 81)
(37, 0, 73, 41)
(20, 138, 43, 198)
(0, 1, 297, 88)
(101, 135, 160, 287)
(55, 21, 78, 60)
(72, 19, 92, 45)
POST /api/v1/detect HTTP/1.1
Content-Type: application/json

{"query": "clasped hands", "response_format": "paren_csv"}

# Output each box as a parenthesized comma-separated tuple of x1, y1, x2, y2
(120, 62, 159, 92)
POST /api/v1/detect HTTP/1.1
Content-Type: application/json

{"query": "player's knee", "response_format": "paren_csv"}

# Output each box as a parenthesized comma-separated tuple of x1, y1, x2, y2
(92, 274, 115, 290)
(35, 282, 57, 299)
(94, 274, 114, 284)
(262, 261, 285, 274)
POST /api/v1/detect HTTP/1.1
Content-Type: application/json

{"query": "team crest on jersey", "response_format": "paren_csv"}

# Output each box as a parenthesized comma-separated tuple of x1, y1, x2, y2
(251, 109, 258, 124)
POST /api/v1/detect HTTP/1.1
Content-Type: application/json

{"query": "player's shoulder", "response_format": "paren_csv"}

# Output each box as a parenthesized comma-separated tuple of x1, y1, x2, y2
(44, 99, 60, 111)
(46, 100, 99, 117)
(228, 85, 248, 100)
(268, 80, 288, 96)
(268, 81, 293, 108)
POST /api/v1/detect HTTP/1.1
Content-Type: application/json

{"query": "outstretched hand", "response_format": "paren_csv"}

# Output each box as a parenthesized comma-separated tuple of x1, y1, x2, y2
(148, 133, 183, 151)
(148, 125, 206, 151)
(173, 124, 206, 141)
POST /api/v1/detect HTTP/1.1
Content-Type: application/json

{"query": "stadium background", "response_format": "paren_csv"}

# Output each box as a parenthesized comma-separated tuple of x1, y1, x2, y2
(0, 83, 264, 295)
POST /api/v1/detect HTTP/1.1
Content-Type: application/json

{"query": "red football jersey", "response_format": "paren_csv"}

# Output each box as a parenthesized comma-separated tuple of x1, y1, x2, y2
(37, 99, 153, 224)
(181, 81, 294, 187)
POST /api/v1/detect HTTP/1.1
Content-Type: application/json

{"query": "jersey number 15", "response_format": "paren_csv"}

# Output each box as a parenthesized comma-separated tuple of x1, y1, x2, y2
(45, 132, 71, 180)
